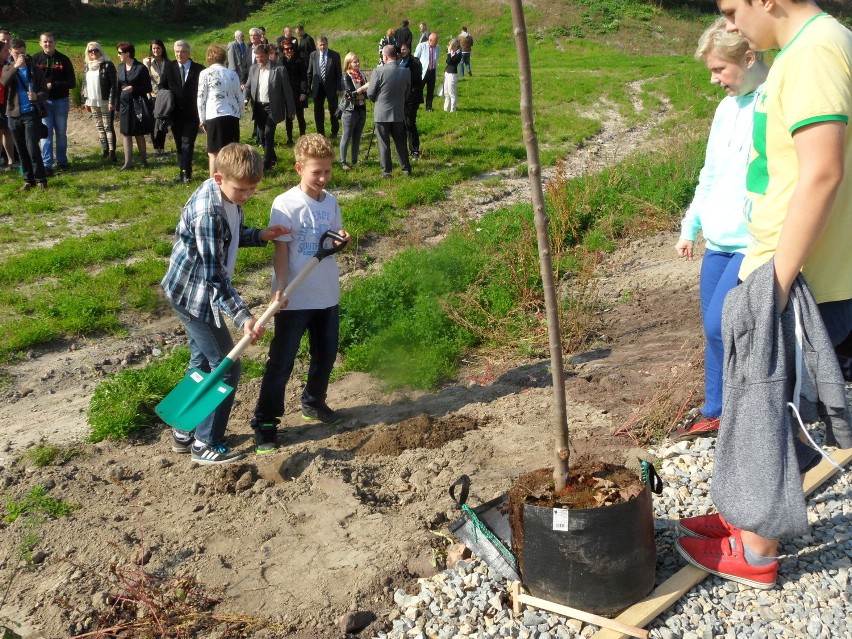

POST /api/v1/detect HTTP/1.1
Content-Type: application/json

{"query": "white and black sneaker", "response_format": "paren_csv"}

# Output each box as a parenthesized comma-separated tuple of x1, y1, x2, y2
(190, 443, 246, 465)
(171, 429, 194, 453)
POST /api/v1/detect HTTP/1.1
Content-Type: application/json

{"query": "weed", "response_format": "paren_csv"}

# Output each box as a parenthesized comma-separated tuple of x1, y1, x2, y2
(21, 443, 82, 468)
(4, 486, 78, 524)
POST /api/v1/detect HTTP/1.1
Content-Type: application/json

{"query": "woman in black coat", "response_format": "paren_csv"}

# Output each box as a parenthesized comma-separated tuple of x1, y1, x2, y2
(115, 41, 152, 169)
(81, 41, 118, 161)
(277, 37, 307, 144)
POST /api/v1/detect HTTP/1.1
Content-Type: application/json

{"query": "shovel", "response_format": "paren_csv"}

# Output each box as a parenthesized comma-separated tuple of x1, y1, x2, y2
(156, 230, 348, 432)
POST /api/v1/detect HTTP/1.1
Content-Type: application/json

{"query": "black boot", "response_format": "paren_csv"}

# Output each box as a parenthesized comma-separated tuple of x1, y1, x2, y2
(102, 148, 109, 158)
(108, 150, 117, 163)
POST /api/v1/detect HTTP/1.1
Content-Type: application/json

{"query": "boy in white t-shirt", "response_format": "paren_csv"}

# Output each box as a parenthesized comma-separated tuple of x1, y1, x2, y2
(251, 134, 350, 452)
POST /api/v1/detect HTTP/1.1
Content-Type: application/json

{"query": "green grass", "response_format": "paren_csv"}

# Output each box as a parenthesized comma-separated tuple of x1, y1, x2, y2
(4, 486, 78, 524)
(21, 444, 83, 468)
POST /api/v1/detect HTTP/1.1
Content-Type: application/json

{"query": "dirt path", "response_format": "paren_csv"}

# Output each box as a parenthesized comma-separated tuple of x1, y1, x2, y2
(0, 83, 704, 639)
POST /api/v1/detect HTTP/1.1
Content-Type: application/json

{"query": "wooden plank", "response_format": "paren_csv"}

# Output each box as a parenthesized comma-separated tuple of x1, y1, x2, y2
(589, 447, 851, 639)
(510, 582, 649, 639)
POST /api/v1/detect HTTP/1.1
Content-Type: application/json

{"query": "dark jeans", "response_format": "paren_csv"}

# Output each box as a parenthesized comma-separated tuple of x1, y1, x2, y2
(375, 121, 410, 173)
(313, 85, 339, 137)
(170, 116, 199, 177)
(423, 68, 437, 109)
(8, 111, 47, 185)
(169, 301, 241, 446)
(253, 305, 340, 425)
(404, 102, 420, 153)
(285, 102, 307, 142)
(253, 103, 278, 168)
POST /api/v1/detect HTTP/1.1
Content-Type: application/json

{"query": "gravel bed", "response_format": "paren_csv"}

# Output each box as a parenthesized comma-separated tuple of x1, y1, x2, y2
(373, 423, 851, 639)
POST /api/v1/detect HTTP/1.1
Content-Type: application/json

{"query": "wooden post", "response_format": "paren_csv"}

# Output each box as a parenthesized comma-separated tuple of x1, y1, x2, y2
(509, 0, 571, 489)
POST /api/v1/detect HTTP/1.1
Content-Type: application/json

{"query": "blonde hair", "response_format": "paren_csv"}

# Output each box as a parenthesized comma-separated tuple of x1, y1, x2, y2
(695, 17, 758, 63)
(206, 44, 226, 66)
(85, 41, 111, 64)
(343, 51, 359, 72)
(214, 143, 264, 182)
(295, 134, 334, 164)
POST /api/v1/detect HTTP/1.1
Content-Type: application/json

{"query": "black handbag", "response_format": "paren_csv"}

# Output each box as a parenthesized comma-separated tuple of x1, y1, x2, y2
(132, 95, 154, 133)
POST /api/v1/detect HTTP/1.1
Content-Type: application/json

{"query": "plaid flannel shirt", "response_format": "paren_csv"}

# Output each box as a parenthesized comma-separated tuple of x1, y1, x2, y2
(161, 178, 267, 328)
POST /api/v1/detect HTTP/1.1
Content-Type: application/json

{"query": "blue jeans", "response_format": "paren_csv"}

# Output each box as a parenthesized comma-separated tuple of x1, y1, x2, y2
(700, 250, 745, 418)
(253, 306, 339, 426)
(41, 97, 70, 169)
(8, 112, 47, 185)
(460, 52, 472, 77)
(169, 301, 241, 447)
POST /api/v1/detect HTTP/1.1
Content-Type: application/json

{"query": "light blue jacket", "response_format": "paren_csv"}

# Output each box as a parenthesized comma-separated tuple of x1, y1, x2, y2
(680, 89, 761, 254)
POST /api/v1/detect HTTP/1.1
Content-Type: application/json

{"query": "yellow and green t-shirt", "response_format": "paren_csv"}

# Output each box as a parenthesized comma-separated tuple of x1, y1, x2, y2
(741, 13, 852, 303)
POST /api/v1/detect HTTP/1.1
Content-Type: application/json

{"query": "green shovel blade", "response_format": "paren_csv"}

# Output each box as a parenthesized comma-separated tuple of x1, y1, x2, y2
(155, 359, 235, 432)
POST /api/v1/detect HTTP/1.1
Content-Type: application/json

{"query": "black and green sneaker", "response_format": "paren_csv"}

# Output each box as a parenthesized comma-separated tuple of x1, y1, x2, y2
(301, 402, 343, 425)
(254, 423, 279, 454)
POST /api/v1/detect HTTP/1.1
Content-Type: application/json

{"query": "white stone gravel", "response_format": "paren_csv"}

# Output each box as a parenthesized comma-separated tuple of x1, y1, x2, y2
(373, 418, 851, 639)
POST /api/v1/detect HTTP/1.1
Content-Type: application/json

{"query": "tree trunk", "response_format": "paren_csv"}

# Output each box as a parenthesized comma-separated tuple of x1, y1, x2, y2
(509, 0, 571, 489)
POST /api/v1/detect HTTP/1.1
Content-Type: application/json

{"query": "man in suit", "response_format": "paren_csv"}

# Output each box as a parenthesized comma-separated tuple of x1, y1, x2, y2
(306, 36, 342, 138)
(243, 44, 297, 171)
(226, 30, 250, 87)
(413, 31, 439, 111)
(398, 43, 423, 160)
(158, 40, 204, 183)
(365, 45, 411, 178)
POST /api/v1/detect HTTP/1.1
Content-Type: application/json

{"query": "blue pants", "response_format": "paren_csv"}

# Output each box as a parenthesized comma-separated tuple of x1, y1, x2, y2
(40, 97, 70, 169)
(169, 301, 240, 446)
(700, 250, 745, 418)
(459, 52, 472, 77)
(253, 306, 339, 426)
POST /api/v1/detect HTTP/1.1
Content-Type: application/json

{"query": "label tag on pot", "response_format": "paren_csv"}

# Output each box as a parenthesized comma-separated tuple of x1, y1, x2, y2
(552, 508, 571, 532)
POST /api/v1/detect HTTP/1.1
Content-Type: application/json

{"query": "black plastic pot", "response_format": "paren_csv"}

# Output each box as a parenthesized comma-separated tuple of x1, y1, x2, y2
(520, 481, 656, 616)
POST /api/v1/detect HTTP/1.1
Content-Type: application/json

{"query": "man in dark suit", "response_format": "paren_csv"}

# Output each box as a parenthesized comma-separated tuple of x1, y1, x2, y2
(226, 30, 250, 87)
(398, 43, 423, 160)
(243, 44, 297, 170)
(365, 45, 411, 178)
(306, 36, 342, 138)
(158, 40, 204, 183)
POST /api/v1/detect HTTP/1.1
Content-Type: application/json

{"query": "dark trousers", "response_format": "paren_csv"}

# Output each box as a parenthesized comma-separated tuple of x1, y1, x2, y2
(252, 305, 340, 426)
(285, 102, 307, 142)
(375, 120, 410, 174)
(170, 116, 199, 178)
(313, 85, 339, 137)
(404, 102, 421, 153)
(254, 103, 278, 168)
(424, 68, 437, 110)
(8, 112, 47, 185)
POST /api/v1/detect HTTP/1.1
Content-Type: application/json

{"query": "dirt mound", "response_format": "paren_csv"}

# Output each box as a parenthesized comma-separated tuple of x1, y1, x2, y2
(332, 413, 484, 457)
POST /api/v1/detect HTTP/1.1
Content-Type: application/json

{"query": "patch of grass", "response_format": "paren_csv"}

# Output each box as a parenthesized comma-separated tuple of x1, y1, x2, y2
(87, 348, 190, 442)
(4, 486, 78, 524)
(21, 444, 82, 468)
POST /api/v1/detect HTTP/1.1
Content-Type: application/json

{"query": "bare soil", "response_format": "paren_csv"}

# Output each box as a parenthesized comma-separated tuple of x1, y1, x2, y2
(0, 86, 705, 638)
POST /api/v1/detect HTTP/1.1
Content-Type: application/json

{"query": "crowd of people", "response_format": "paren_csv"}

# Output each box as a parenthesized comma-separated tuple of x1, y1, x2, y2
(0, 20, 476, 190)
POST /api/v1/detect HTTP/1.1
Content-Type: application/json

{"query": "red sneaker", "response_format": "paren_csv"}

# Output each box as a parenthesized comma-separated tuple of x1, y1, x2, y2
(678, 512, 737, 539)
(676, 529, 778, 589)
(669, 415, 720, 442)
